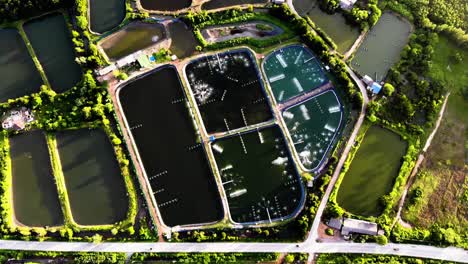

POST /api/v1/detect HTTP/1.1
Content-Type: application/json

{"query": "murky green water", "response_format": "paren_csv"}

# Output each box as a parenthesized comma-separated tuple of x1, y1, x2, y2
(212, 126, 303, 223)
(336, 126, 407, 216)
(0, 29, 43, 102)
(140, 0, 191, 11)
(282, 90, 343, 171)
(168, 20, 197, 59)
(351, 12, 411, 80)
(89, 0, 126, 33)
(24, 13, 82, 92)
(294, 0, 360, 53)
(101, 22, 166, 60)
(10, 131, 63, 227)
(56, 129, 128, 225)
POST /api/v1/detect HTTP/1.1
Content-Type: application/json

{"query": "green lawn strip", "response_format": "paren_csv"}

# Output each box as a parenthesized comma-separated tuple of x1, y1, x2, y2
(17, 22, 51, 88)
(0, 131, 14, 232)
(45, 133, 76, 228)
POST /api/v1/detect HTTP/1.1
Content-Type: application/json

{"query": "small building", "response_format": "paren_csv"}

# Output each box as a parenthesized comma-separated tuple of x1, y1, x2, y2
(340, 0, 357, 10)
(341, 218, 378, 236)
(272, 0, 285, 4)
(362, 75, 374, 86)
(97, 64, 117, 76)
(1, 107, 34, 131)
(327, 217, 343, 230)
(369, 82, 382, 94)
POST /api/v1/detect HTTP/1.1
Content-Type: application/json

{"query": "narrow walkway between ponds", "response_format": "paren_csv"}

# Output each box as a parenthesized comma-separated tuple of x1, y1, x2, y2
(277, 81, 333, 111)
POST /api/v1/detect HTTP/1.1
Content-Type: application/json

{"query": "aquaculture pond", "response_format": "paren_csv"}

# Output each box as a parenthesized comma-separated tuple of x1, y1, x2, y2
(293, 0, 360, 53)
(336, 126, 407, 216)
(351, 12, 411, 81)
(118, 66, 223, 227)
(10, 131, 63, 227)
(24, 13, 82, 92)
(56, 129, 128, 225)
(140, 0, 191, 11)
(263, 45, 328, 103)
(212, 126, 303, 223)
(203, 0, 268, 10)
(186, 49, 272, 134)
(100, 22, 166, 60)
(0, 29, 43, 102)
(282, 90, 343, 171)
(168, 21, 197, 59)
(89, 0, 126, 34)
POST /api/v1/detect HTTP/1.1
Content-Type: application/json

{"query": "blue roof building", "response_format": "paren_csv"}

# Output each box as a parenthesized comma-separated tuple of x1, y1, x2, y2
(371, 82, 382, 94)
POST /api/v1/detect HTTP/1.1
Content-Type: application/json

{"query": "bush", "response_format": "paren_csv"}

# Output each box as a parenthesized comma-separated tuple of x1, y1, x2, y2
(376, 235, 388, 245)
(325, 228, 334, 236)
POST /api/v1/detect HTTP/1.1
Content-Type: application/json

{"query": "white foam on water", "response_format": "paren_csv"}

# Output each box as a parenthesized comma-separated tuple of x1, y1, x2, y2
(324, 124, 336, 132)
(283, 111, 294, 119)
(269, 73, 285, 83)
(294, 50, 303, 64)
(300, 104, 310, 120)
(272, 156, 288, 165)
(292, 77, 303, 92)
(276, 54, 288, 68)
(221, 164, 233, 171)
(278, 90, 285, 101)
(328, 105, 340, 113)
(213, 144, 224, 153)
(230, 189, 247, 198)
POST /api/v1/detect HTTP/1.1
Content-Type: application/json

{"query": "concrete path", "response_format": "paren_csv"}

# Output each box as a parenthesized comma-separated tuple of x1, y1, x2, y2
(0, 240, 465, 262)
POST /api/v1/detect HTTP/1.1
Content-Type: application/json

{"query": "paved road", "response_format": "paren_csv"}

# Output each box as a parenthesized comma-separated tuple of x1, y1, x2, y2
(0, 240, 465, 262)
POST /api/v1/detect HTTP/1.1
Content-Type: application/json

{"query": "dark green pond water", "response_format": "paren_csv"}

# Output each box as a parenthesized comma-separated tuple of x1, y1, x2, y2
(202, 0, 268, 10)
(293, 0, 360, 53)
(336, 126, 407, 216)
(212, 126, 303, 223)
(263, 45, 328, 103)
(0, 29, 43, 102)
(10, 131, 63, 227)
(140, 0, 191, 11)
(56, 129, 128, 225)
(351, 12, 411, 80)
(185, 49, 272, 133)
(282, 90, 343, 171)
(168, 20, 197, 59)
(89, 0, 126, 34)
(101, 22, 166, 60)
(118, 66, 223, 227)
(24, 13, 82, 92)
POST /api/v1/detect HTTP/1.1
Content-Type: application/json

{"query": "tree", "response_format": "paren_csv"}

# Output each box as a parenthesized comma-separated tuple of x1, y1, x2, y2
(382, 83, 395, 96)
(284, 254, 295, 263)
(376, 235, 388, 245)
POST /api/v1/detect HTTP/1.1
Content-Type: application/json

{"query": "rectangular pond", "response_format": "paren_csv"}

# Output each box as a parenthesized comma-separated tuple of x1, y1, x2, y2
(10, 130, 63, 227)
(100, 22, 166, 60)
(24, 13, 82, 92)
(56, 129, 128, 225)
(118, 66, 223, 227)
(168, 20, 197, 59)
(202, 0, 268, 10)
(89, 0, 126, 34)
(282, 90, 343, 171)
(293, 0, 360, 53)
(263, 45, 328, 103)
(140, 0, 191, 11)
(336, 126, 408, 216)
(211, 126, 304, 223)
(185, 49, 272, 134)
(351, 12, 412, 81)
(0, 29, 43, 102)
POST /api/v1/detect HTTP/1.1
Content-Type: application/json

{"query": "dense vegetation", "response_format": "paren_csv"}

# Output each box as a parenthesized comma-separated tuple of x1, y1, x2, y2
(317, 253, 461, 263)
(381, 0, 468, 49)
(0, 250, 126, 264)
(318, 0, 382, 30)
(0, 0, 71, 23)
(131, 253, 280, 263)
